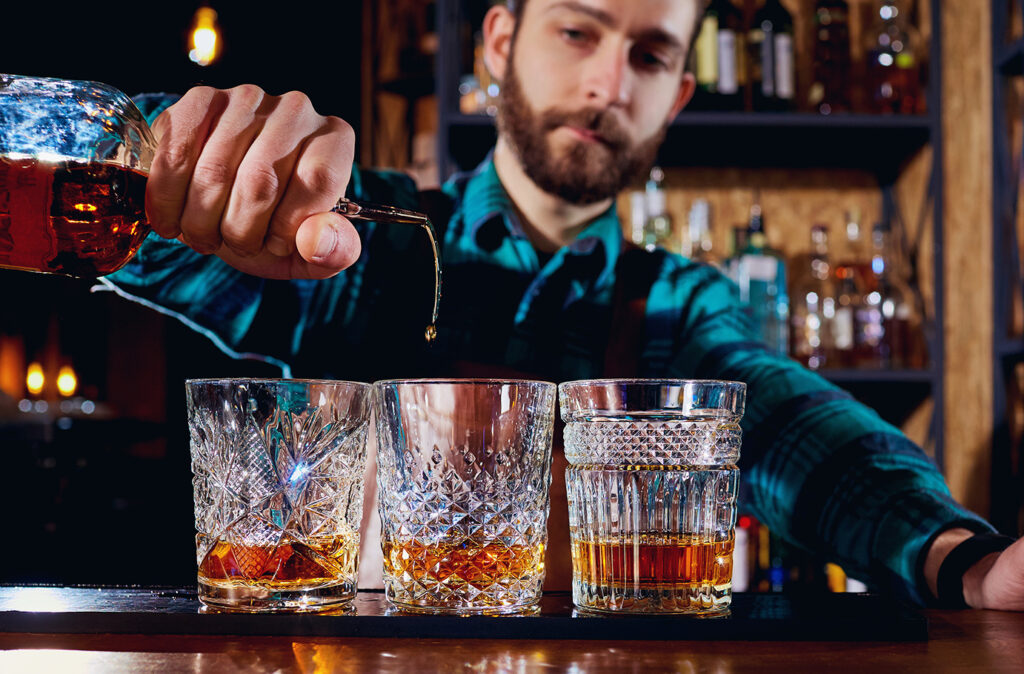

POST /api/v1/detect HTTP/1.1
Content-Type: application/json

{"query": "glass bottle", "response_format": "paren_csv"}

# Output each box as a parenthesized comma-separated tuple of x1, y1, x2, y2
(746, 0, 797, 111)
(684, 199, 716, 264)
(693, 0, 745, 110)
(869, 221, 916, 368)
(832, 211, 868, 367)
(809, 0, 852, 115)
(864, 0, 923, 114)
(724, 225, 749, 281)
(643, 167, 672, 251)
(790, 225, 836, 370)
(732, 199, 789, 357)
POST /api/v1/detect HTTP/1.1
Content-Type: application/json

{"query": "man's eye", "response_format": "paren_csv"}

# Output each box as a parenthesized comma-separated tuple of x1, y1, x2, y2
(561, 28, 588, 43)
(640, 52, 669, 70)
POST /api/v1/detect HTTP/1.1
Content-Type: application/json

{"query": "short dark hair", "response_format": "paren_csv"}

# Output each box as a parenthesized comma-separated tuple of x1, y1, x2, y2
(507, 0, 707, 63)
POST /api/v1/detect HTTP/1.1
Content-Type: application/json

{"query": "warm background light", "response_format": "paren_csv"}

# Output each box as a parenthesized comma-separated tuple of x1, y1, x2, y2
(57, 366, 78, 397)
(189, 7, 221, 67)
(26, 363, 44, 396)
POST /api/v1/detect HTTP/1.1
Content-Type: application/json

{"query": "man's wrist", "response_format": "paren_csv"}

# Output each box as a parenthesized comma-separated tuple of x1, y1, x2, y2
(924, 528, 975, 600)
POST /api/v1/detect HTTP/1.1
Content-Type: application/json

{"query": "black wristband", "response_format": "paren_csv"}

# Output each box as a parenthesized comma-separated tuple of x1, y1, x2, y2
(935, 532, 1015, 608)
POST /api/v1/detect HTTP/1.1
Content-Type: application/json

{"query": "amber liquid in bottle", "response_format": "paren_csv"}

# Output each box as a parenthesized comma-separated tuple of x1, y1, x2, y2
(198, 534, 359, 589)
(0, 156, 150, 277)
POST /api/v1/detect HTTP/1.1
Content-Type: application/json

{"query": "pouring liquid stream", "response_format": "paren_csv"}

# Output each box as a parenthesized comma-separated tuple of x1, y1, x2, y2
(333, 198, 442, 344)
(0, 154, 442, 343)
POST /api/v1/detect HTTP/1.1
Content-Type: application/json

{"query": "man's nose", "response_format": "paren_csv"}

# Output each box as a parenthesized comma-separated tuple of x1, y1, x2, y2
(582, 42, 631, 108)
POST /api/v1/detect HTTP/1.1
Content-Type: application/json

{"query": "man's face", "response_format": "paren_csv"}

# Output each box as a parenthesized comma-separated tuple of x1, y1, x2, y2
(496, 0, 699, 205)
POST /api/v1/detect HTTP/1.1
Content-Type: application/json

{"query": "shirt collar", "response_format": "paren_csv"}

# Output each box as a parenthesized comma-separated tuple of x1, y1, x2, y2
(447, 154, 624, 287)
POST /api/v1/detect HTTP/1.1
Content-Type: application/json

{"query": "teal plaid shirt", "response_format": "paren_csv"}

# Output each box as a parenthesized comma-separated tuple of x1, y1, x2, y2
(106, 94, 996, 605)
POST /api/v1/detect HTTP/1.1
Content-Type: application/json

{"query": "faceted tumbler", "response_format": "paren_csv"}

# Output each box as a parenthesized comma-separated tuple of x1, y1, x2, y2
(375, 379, 556, 614)
(560, 379, 746, 614)
(187, 379, 372, 612)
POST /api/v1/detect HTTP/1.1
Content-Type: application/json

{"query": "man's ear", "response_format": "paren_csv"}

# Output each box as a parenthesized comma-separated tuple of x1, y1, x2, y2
(668, 72, 697, 120)
(482, 4, 516, 82)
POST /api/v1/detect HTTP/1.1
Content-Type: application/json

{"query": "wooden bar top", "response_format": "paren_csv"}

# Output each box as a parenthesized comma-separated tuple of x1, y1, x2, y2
(1, 588, 1023, 672)
(1, 609, 1023, 672)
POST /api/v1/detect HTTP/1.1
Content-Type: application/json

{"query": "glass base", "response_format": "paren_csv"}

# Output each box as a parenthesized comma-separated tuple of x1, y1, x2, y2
(385, 592, 541, 616)
(198, 579, 356, 613)
(572, 580, 732, 615)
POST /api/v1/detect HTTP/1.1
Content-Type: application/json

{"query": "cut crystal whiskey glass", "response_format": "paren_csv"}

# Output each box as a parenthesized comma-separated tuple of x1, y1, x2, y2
(375, 379, 556, 615)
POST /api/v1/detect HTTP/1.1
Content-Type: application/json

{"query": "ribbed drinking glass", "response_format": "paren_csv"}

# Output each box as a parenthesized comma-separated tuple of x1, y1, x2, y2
(560, 379, 746, 614)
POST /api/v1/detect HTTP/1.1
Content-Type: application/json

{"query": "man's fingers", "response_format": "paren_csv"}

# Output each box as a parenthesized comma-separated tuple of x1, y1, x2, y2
(220, 91, 319, 258)
(294, 212, 362, 272)
(177, 85, 268, 255)
(145, 87, 224, 240)
(264, 115, 355, 257)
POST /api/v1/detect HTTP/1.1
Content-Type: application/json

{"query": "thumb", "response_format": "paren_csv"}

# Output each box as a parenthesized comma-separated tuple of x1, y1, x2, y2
(295, 212, 362, 272)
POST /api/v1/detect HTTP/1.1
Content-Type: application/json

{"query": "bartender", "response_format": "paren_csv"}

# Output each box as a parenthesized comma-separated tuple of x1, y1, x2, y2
(103, 0, 1022, 609)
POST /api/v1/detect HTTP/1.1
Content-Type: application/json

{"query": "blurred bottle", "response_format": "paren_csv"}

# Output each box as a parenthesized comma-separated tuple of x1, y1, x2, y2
(790, 225, 836, 370)
(643, 167, 672, 251)
(809, 0, 852, 115)
(693, 0, 746, 110)
(864, 0, 923, 114)
(684, 199, 716, 264)
(629, 190, 647, 248)
(746, 0, 797, 111)
(729, 198, 789, 356)
(724, 225, 749, 280)
(867, 221, 918, 368)
(832, 211, 868, 367)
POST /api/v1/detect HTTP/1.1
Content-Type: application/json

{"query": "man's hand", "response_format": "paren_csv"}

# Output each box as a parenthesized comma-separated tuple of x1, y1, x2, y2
(926, 528, 1024, 610)
(963, 536, 1024, 611)
(146, 85, 361, 279)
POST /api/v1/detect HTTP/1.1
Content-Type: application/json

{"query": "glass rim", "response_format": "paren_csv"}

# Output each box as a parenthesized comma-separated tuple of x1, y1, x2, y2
(374, 378, 557, 388)
(558, 378, 746, 391)
(185, 377, 372, 388)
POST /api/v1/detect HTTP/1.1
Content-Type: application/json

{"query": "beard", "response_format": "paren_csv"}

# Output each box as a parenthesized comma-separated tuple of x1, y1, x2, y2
(495, 55, 669, 205)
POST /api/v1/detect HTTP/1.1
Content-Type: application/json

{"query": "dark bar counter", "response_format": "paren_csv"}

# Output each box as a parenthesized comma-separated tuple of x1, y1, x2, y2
(2, 586, 1024, 671)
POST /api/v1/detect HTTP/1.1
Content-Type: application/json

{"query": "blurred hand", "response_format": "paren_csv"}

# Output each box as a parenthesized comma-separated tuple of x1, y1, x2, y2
(964, 536, 1024, 611)
(146, 85, 360, 279)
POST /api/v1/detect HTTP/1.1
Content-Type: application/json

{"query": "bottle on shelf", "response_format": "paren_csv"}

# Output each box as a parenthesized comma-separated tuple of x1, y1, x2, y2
(746, 0, 797, 111)
(724, 225, 749, 280)
(790, 224, 836, 370)
(643, 167, 673, 251)
(867, 221, 917, 368)
(684, 199, 716, 264)
(692, 0, 746, 110)
(727, 196, 789, 357)
(629, 190, 647, 248)
(809, 0, 852, 115)
(864, 0, 924, 114)
(832, 210, 869, 367)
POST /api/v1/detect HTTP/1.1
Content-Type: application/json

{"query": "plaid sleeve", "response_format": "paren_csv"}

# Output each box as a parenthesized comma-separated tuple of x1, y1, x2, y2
(102, 164, 418, 372)
(653, 259, 995, 605)
(131, 92, 181, 126)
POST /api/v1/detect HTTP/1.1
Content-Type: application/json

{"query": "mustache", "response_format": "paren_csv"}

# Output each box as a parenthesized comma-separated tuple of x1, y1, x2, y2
(539, 108, 630, 149)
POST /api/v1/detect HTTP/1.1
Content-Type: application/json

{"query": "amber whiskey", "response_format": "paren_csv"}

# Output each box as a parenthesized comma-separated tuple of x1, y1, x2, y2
(383, 538, 545, 587)
(0, 156, 149, 276)
(573, 532, 734, 589)
(198, 534, 358, 589)
(571, 532, 735, 613)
